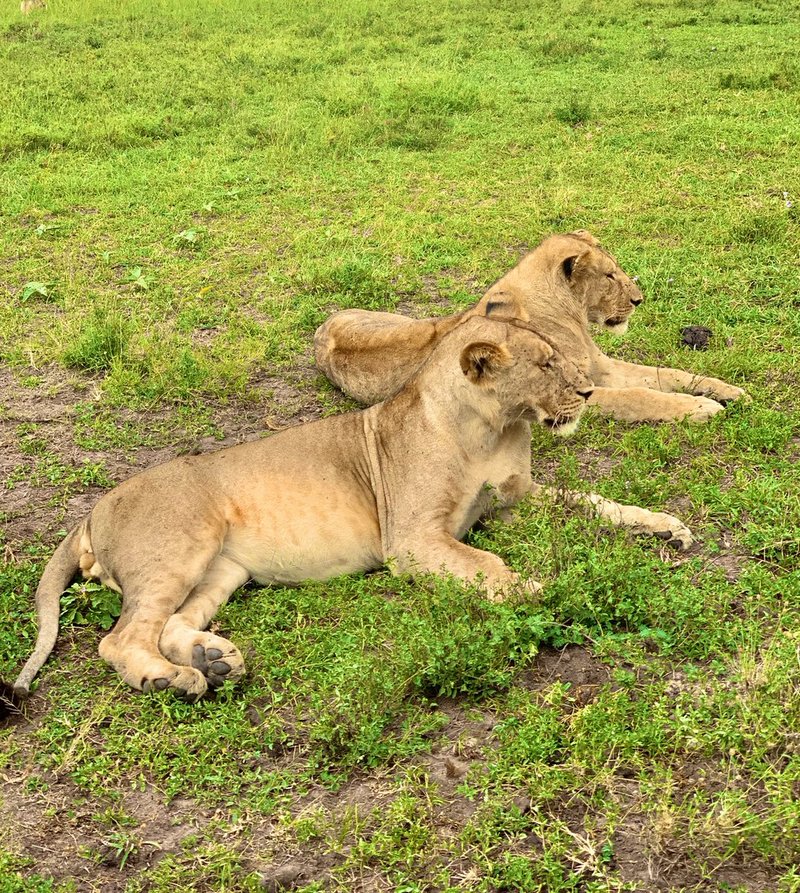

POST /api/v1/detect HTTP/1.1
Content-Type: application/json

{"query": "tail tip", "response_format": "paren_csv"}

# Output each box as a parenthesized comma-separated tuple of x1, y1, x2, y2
(0, 680, 25, 719)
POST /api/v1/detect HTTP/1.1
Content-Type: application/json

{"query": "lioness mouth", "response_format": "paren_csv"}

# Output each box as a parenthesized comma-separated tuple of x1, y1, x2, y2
(543, 417, 571, 429)
(605, 317, 625, 327)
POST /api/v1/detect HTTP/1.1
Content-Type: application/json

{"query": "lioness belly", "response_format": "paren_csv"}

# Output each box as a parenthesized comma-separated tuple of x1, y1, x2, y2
(222, 483, 382, 585)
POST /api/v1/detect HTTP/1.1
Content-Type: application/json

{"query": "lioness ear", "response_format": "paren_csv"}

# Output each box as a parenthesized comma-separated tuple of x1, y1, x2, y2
(460, 341, 514, 384)
(568, 229, 599, 246)
(483, 289, 528, 322)
(562, 254, 579, 280)
(562, 249, 592, 282)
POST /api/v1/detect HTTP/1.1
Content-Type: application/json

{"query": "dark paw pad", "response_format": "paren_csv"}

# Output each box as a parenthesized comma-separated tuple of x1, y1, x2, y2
(209, 660, 231, 676)
(191, 644, 206, 670)
(654, 530, 674, 540)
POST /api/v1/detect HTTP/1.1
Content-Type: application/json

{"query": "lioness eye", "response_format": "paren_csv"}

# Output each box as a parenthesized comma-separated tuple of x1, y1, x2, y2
(606, 272, 615, 280)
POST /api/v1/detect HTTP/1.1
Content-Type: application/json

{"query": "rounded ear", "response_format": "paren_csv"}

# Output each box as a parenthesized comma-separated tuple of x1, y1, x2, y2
(459, 341, 514, 384)
(528, 338, 554, 366)
(568, 229, 600, 246)
(562, 254, 579, 280)
(562, 248, 593, 282)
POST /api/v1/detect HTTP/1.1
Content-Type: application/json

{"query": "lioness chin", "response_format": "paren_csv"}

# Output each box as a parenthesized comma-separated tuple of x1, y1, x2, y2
(314, 230, 746, 422)
(11, 317, 601, 702)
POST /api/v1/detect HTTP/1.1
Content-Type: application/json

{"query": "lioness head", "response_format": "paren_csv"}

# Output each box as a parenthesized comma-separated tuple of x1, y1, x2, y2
(457, 318, 593, 437)
(560, 230, 643, 334)
(475, 230, 644, 338)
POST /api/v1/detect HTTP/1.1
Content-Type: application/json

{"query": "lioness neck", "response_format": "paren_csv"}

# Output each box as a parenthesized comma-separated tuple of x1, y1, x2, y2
(379, 368, 503, 451)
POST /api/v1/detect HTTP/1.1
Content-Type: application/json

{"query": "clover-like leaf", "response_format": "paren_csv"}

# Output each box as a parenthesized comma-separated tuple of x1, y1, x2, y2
(21, 281, 51, 302)
(174, 228, 202, 247)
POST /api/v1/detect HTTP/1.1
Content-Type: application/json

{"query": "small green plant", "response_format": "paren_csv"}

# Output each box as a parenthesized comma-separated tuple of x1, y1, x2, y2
(95, 829, 139, 869)
(554, 94, 591, 127)
(173, 228, 202, 247)
(60, 581, 121, 630)
(63, 310, 129, 372)
(123, 266, 151, 291)
(33, 222, 65, 238)
(20, 281, 54, 302)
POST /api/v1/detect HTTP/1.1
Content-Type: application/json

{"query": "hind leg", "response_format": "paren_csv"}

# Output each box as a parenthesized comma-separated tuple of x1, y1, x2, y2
(98, 547, 227, 698)
(159, 556, 249, 689)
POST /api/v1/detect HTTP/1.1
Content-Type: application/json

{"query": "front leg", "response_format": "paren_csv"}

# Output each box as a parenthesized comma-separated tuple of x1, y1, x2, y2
(591, 352, 746, 403)
(588, 386, 725, 423)
(389, 533, 541, 603)
(531, 484, 693, 550)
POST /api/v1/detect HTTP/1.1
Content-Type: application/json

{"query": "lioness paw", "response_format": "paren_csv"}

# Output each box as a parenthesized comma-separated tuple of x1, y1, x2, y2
(685, 396, 725, 423)
(695, 379, 747, 405)
(142, 666, 207, 701)
(190, 639, 245, 688)
(650, 514, 694, 551)
(160, 620, 245, 688)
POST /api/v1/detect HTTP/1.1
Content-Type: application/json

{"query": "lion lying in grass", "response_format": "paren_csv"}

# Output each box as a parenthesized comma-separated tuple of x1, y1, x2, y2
(10, 317, 690, 702)
(315, 230, 746, 421)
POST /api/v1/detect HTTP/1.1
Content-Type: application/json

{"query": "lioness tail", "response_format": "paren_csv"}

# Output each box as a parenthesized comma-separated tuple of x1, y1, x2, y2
(12, 521, 86, 697)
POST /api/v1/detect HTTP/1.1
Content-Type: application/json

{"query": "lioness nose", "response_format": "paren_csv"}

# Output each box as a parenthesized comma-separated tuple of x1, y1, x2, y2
(577, 388, 594, 400)
(630, 296, 643, 306)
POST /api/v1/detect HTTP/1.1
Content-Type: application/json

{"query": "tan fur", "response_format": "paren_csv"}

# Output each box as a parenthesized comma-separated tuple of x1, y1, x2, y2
(12, 317, 611, 701)
(314, 230, 746, 421)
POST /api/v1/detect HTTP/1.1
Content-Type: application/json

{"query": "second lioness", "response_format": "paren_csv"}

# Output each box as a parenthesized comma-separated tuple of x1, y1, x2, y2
(314, 230, 745, 422)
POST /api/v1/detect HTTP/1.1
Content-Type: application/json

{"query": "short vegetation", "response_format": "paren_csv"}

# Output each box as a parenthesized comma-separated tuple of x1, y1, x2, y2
(0, 0, 798, 891)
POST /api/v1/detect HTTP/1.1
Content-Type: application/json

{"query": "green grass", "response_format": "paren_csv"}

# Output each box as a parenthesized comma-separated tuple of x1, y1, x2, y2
(1, 0, 799, 890)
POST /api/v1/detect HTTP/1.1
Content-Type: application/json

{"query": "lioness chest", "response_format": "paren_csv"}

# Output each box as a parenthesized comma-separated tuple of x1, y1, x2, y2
(436, 422, 533, 539)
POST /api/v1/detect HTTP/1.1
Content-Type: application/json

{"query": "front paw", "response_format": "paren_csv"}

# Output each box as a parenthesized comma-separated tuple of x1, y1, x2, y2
(650, 514, 694, 550)
(684, 396, 725, 423)
(695, 379, 747, 405)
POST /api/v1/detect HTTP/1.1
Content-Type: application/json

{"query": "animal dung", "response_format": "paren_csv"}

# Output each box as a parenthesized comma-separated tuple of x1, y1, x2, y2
(680, 325, 713, 350)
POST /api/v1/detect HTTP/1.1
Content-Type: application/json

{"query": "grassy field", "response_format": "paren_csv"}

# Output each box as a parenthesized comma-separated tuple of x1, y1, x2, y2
(1, 0, 799, 890)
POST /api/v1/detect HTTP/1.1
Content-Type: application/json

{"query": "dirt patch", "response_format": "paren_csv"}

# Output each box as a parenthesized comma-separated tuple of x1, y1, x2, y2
(0, 769, 212, 893)
(518, 644, 614, 709)
(609, 770, 781, 892)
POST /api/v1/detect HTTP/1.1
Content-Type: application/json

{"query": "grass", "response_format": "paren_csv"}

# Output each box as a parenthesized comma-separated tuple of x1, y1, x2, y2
(0, 0, 799, 890)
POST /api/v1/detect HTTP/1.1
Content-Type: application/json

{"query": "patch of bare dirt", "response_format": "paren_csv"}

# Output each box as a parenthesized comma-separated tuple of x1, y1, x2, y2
(608, 770, 781, 892)
(518, 643, 614, 709)
(0, 768, 212, 893)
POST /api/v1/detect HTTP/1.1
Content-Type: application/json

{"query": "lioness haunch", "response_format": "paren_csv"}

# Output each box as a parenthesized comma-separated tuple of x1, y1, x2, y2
(10, 317, 687, 702)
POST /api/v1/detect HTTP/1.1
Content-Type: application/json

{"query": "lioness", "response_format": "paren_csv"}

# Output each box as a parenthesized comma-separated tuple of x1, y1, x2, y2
(314, 230, 746, 421)
(10, 318, 689, 702)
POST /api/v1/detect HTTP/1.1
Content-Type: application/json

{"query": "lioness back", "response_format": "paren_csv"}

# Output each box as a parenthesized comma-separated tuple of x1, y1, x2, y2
(314, 230, 637, 406)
